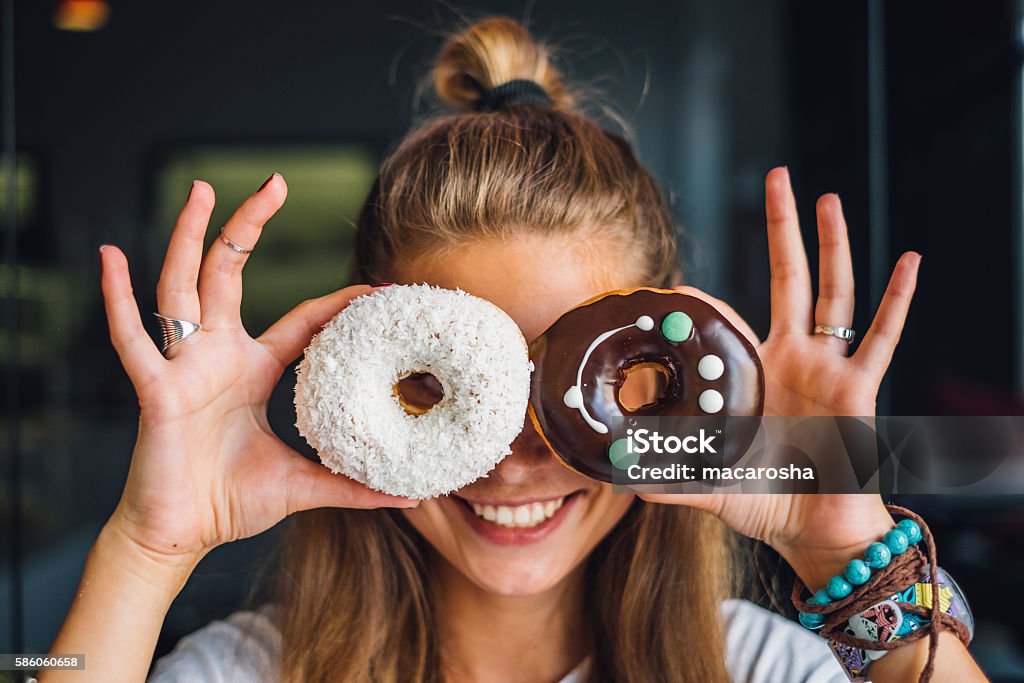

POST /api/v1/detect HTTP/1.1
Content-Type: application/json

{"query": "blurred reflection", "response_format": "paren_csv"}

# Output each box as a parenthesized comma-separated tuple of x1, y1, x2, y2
(153, 145, 378, 336)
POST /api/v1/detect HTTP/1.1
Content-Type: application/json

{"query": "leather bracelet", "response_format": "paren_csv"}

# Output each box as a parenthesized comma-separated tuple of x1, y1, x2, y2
(791, 505, 975, 682)
(826, 565, 974, 680)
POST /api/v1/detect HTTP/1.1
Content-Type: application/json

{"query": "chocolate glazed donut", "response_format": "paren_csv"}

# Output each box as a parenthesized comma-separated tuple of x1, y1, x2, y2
(528, 288, 765, 483)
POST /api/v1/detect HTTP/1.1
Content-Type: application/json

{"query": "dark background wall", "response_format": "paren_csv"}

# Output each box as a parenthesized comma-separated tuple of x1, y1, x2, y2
(3, 0, 1024, 680)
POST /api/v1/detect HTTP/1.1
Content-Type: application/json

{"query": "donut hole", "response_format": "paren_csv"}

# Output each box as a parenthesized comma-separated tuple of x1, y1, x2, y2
(393, 372, 445, 416)
(618, 362, 670, 412)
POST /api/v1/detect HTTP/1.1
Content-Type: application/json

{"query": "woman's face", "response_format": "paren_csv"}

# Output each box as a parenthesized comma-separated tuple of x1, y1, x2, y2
(395, 237, 639, 597)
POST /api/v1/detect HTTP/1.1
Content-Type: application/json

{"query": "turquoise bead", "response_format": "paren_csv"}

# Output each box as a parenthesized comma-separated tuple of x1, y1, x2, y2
(826, 575, 853, 600)
(845, 559, 871, 586)
(813, 588, 832, 605)
(799, 611, 825, 629)
(883, 529, 910, 555)
(864, 541, 892, 570)
(896, 519, 923, 545)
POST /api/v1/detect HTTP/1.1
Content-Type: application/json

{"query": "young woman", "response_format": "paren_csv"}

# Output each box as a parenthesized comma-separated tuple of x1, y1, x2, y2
(43, 17, 988, 683)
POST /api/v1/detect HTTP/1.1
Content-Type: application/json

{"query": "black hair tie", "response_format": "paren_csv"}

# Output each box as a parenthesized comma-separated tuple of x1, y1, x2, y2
(476, 79, 553, 112)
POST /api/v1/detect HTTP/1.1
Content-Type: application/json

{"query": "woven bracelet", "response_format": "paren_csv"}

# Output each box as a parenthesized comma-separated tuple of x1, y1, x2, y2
(790, 504, 974, 682)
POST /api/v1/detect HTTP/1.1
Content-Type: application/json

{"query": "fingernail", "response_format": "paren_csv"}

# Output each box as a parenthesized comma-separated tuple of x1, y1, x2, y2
(99, 244, 110, 253)
(401, 499, 421, 508)
(372, 282, 394, 287)
(258, 173, 279, 192)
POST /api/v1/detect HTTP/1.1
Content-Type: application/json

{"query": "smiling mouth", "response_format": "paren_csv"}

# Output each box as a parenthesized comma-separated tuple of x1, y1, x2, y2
(455, 493, 578, 529)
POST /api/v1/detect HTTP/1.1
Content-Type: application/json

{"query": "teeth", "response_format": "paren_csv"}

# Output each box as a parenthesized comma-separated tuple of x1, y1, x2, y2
(496, 506, 513, 525)
(470, 503, 498, 521)
(513, 505, 531, 525)
(531, 502, 544, 522)
(467, 496, 567, 528)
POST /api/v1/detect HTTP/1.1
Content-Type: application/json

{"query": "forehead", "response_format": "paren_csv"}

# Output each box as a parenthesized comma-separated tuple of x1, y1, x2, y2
(391, 236, 643, 343)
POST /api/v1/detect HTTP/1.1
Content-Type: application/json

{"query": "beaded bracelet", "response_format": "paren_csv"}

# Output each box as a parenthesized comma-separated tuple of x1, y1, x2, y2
(827, 565, 974, 680)
(790, 505, 974, 683)
(797, 518, 925, 630)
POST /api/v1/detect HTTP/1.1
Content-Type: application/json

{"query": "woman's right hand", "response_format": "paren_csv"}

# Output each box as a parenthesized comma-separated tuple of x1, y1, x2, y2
(99, 174, 417, 568)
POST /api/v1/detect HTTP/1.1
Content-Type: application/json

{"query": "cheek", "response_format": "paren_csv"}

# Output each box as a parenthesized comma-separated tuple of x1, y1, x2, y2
(400, 501, 459, 553)
(587, 486, 636, 537)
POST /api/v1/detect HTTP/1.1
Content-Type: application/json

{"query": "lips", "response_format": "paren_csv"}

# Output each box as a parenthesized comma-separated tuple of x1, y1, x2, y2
(450, 491, 583, 545)
(467, 496, 566, 528)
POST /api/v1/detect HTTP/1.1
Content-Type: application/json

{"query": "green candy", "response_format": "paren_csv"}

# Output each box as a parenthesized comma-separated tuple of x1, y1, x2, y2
(661, 311, 693, 342)
(608, 438, 639, 470)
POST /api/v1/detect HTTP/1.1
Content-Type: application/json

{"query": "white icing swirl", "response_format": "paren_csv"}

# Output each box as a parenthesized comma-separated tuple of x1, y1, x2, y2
(562, 316, 653, 434)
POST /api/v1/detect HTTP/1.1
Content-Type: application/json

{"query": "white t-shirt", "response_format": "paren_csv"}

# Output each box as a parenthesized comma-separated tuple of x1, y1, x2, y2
(148, 598, 851, 682)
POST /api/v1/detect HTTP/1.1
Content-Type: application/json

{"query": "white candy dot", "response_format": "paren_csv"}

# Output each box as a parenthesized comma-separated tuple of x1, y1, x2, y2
(698, 354, 725, 381)
(699, 389, 724, 414)
(635, 315, 654, 331)
(563, 385, 584, 409)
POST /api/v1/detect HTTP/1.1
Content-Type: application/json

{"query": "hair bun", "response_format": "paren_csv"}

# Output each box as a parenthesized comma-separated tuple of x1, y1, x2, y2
(433, 17, 573, 111)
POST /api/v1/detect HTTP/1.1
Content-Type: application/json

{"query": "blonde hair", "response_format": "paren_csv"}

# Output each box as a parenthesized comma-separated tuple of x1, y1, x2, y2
(352, 17, 680, 287)
(269, 16, 740, 682)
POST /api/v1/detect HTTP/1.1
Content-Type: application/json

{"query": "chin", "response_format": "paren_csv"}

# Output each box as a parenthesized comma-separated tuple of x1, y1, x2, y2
(460, 553, 578, 596)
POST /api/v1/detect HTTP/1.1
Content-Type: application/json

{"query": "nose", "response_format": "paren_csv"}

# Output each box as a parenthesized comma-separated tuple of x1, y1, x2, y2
(489, 414, 560, 485)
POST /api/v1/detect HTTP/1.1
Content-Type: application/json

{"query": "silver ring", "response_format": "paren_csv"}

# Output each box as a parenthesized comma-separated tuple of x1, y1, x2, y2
(219, 226, 253, 254)
(153, 312, 201, 356)
(813, 323, 856, 344)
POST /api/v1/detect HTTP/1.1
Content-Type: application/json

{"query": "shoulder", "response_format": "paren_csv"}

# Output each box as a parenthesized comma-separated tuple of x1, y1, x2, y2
(721, 598, 849, 683)
(147, 603, 282, 683)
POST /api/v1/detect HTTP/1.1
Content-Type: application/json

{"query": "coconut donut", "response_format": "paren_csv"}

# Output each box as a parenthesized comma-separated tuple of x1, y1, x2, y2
(294, 283, 533, 499)
(528, 287, 764, 483)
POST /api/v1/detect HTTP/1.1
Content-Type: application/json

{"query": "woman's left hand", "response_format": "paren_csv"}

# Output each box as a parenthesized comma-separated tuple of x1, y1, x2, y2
(643, 166, 922, 589)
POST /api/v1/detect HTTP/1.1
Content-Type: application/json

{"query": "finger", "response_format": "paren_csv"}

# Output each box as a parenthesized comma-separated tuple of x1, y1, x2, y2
(284, 454, 420, 513)
(256, 285, 378, 367)
(854, 252, 921, 379)
(765, 167, 813, 337)
(156, 180, 215, 322)
(813, 193, 855, 355)
(197, 173, 287, 328)
(100, 245, 167, 390)
(671, 286, 761, 347)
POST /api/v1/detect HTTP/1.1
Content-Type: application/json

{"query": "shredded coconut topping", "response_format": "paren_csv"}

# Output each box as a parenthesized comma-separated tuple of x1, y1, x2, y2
(294, 284, 533, 499)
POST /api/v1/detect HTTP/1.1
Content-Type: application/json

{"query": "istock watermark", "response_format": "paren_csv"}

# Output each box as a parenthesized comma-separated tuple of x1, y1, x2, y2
(606, 416, 1024, 494)
(616, 424, 814, 484)
(625, 427, 719, 454)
